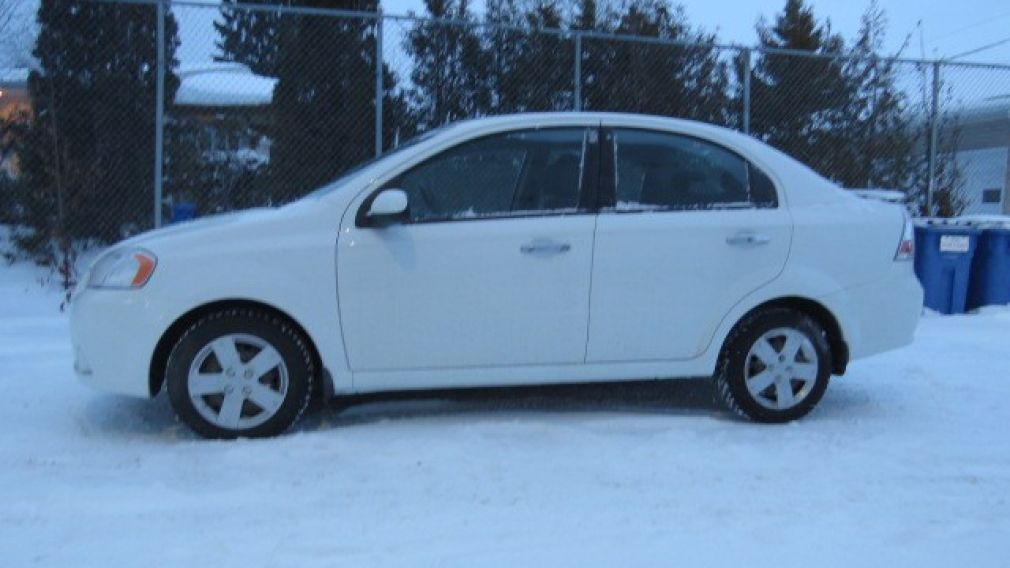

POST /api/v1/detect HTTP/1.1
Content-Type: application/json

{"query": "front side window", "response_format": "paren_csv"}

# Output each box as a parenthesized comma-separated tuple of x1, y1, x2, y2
(388, 128, 589, 223)
(610, 129, 777, 211)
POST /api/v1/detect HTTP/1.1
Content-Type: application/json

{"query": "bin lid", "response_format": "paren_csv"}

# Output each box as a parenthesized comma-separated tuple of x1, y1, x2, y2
(913, 217, 983, 233)
(914, 217, 963, 227)
(953, 215, 1010, 230)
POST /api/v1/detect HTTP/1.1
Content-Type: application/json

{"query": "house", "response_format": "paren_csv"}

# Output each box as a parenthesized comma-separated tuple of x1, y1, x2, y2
(953, 95, 1010, 215)
(173, 62, 277, 166)
(0, 67, 30, 178)
(169, 63, 278, 213)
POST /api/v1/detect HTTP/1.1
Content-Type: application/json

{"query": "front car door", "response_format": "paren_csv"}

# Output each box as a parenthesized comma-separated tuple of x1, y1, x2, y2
(337, 126, 599, 375)
(587, 126, 792, 362)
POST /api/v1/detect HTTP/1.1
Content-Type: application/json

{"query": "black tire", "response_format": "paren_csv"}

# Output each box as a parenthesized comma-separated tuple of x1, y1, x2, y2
(714, 307, 831, 423)
(166, 308, 314, 439)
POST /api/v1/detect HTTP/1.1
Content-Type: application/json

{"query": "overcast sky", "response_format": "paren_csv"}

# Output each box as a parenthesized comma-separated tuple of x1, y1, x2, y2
(374, 0, 1010, 63)
(5, 1, 1010, 68)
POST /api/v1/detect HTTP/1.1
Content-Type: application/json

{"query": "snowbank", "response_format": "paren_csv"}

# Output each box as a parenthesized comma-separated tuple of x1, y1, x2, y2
(850, 188, 907, 204)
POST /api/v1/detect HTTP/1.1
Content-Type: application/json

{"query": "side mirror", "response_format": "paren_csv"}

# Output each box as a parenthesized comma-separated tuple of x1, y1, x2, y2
(366, 188, 409, 225)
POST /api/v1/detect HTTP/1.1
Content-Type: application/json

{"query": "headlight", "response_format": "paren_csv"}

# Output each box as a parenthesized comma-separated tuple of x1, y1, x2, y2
(88, 248, 158, 289)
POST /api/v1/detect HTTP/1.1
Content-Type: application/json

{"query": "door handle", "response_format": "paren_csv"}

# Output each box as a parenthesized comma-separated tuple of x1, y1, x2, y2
(726, 232, 771, 247)
(521, 240, 572, 255)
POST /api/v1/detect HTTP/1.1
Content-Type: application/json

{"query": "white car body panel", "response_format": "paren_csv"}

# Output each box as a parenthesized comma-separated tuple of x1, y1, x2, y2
(69, 112, 923, 400)
(337, 215, 596, 371)
(587, 207, 792, 362)
(71, 202, 348, 396)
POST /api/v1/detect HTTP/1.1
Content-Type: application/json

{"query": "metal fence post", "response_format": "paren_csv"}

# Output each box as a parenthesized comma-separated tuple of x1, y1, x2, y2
(153, 0, 166, 228)
(573, 32, 582, 111)
(926, 60, 941, 217)
(374, 11, 383, 157)
(742, 48, 751, 135)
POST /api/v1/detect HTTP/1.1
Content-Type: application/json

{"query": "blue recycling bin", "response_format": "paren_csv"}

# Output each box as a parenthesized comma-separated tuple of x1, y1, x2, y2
(170, 202, 197, 224)
(913, 223, 981, 314)
(967, 227, 1010, 310)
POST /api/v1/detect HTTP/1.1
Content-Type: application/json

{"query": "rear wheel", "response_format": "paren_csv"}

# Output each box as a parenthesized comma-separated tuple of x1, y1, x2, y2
(166, 308, 314, 439)
(714, 307, 831, 423)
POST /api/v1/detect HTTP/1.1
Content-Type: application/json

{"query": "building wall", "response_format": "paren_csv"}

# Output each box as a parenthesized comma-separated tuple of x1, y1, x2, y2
(952, 97, 1010, 216)
(0, 84, 30, 178)
(957, 146, 1009, 215)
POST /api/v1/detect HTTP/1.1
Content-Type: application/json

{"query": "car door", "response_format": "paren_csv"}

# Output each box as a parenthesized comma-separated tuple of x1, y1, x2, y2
(337, 127, 599, 372)
(586, 127, 792, 362)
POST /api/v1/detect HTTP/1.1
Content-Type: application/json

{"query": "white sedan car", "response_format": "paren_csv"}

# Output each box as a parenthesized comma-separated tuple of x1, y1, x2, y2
(71, 113, 923, 438)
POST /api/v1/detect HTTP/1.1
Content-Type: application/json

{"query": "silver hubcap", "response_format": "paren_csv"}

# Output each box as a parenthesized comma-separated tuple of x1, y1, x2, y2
(187, 333, 288, 430)
(744, 327, 819, 411)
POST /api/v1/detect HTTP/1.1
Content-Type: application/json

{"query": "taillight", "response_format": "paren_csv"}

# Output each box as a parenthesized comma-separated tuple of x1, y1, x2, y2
(895, 216, 914, 261)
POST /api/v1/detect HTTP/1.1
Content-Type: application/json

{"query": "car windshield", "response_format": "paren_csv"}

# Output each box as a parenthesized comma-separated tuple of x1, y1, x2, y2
(300, 126, 452, 200)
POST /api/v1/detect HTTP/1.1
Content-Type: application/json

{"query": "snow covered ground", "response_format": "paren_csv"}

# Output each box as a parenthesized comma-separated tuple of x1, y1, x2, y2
(1, 258, 1009, 567)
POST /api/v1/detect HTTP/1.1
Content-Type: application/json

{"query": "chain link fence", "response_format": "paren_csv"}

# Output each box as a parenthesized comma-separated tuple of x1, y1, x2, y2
(3, 0, 1010, 259)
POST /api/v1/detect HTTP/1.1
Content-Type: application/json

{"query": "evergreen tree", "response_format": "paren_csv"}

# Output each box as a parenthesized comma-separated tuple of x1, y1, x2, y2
(382, 65, 415, 149)
(405, 0, 490, 129)
(571, 0, 598, 31)
(512, 0, 572, 111)
(585, 0, 731, 124)
(482, 0, 529, 113)
(835, 3, 915, 189)
(924, 86, 967, 216)
(483, 0, 571, 113)
(15, 0, 179, 254)
(778, 1, 964, 215)
(571, 0, 605, 110)
(750, 0, 851, 176)
(214, 0, 290, 76)
(269, 0, 404, 197)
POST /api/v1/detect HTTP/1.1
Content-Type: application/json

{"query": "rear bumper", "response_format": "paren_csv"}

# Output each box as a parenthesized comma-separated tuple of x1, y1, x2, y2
(69, 288, 166, 398)
(819, 262, 923, 361)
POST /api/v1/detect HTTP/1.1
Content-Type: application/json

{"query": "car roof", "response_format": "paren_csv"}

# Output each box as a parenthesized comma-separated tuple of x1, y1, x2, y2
(443, 112, 750, 145)
(308, 112, 848, 209)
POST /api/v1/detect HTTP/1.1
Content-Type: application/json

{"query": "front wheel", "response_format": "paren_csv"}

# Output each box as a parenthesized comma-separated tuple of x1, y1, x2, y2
(714, 307, 831, 423)
(166, 308, 315, 439)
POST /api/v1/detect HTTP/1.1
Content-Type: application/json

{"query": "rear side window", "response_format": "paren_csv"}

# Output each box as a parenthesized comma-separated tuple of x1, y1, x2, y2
(610, 129, 777, 211)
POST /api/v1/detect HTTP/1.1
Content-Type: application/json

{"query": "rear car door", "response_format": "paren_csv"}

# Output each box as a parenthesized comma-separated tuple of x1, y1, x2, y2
(338, 127, 600, 372)
(586, 127, 792, 362)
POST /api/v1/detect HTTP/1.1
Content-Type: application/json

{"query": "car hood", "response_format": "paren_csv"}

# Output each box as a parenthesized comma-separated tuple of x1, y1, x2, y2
(118, 207, 283, 250)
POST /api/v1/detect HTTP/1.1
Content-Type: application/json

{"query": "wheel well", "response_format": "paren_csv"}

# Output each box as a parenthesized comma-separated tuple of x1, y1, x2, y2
(148, 300, 327, 398)
(742, 297, 849, 375)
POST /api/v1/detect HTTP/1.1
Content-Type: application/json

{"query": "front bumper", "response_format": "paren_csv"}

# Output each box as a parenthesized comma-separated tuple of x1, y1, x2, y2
(70, 288, 169, 398)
